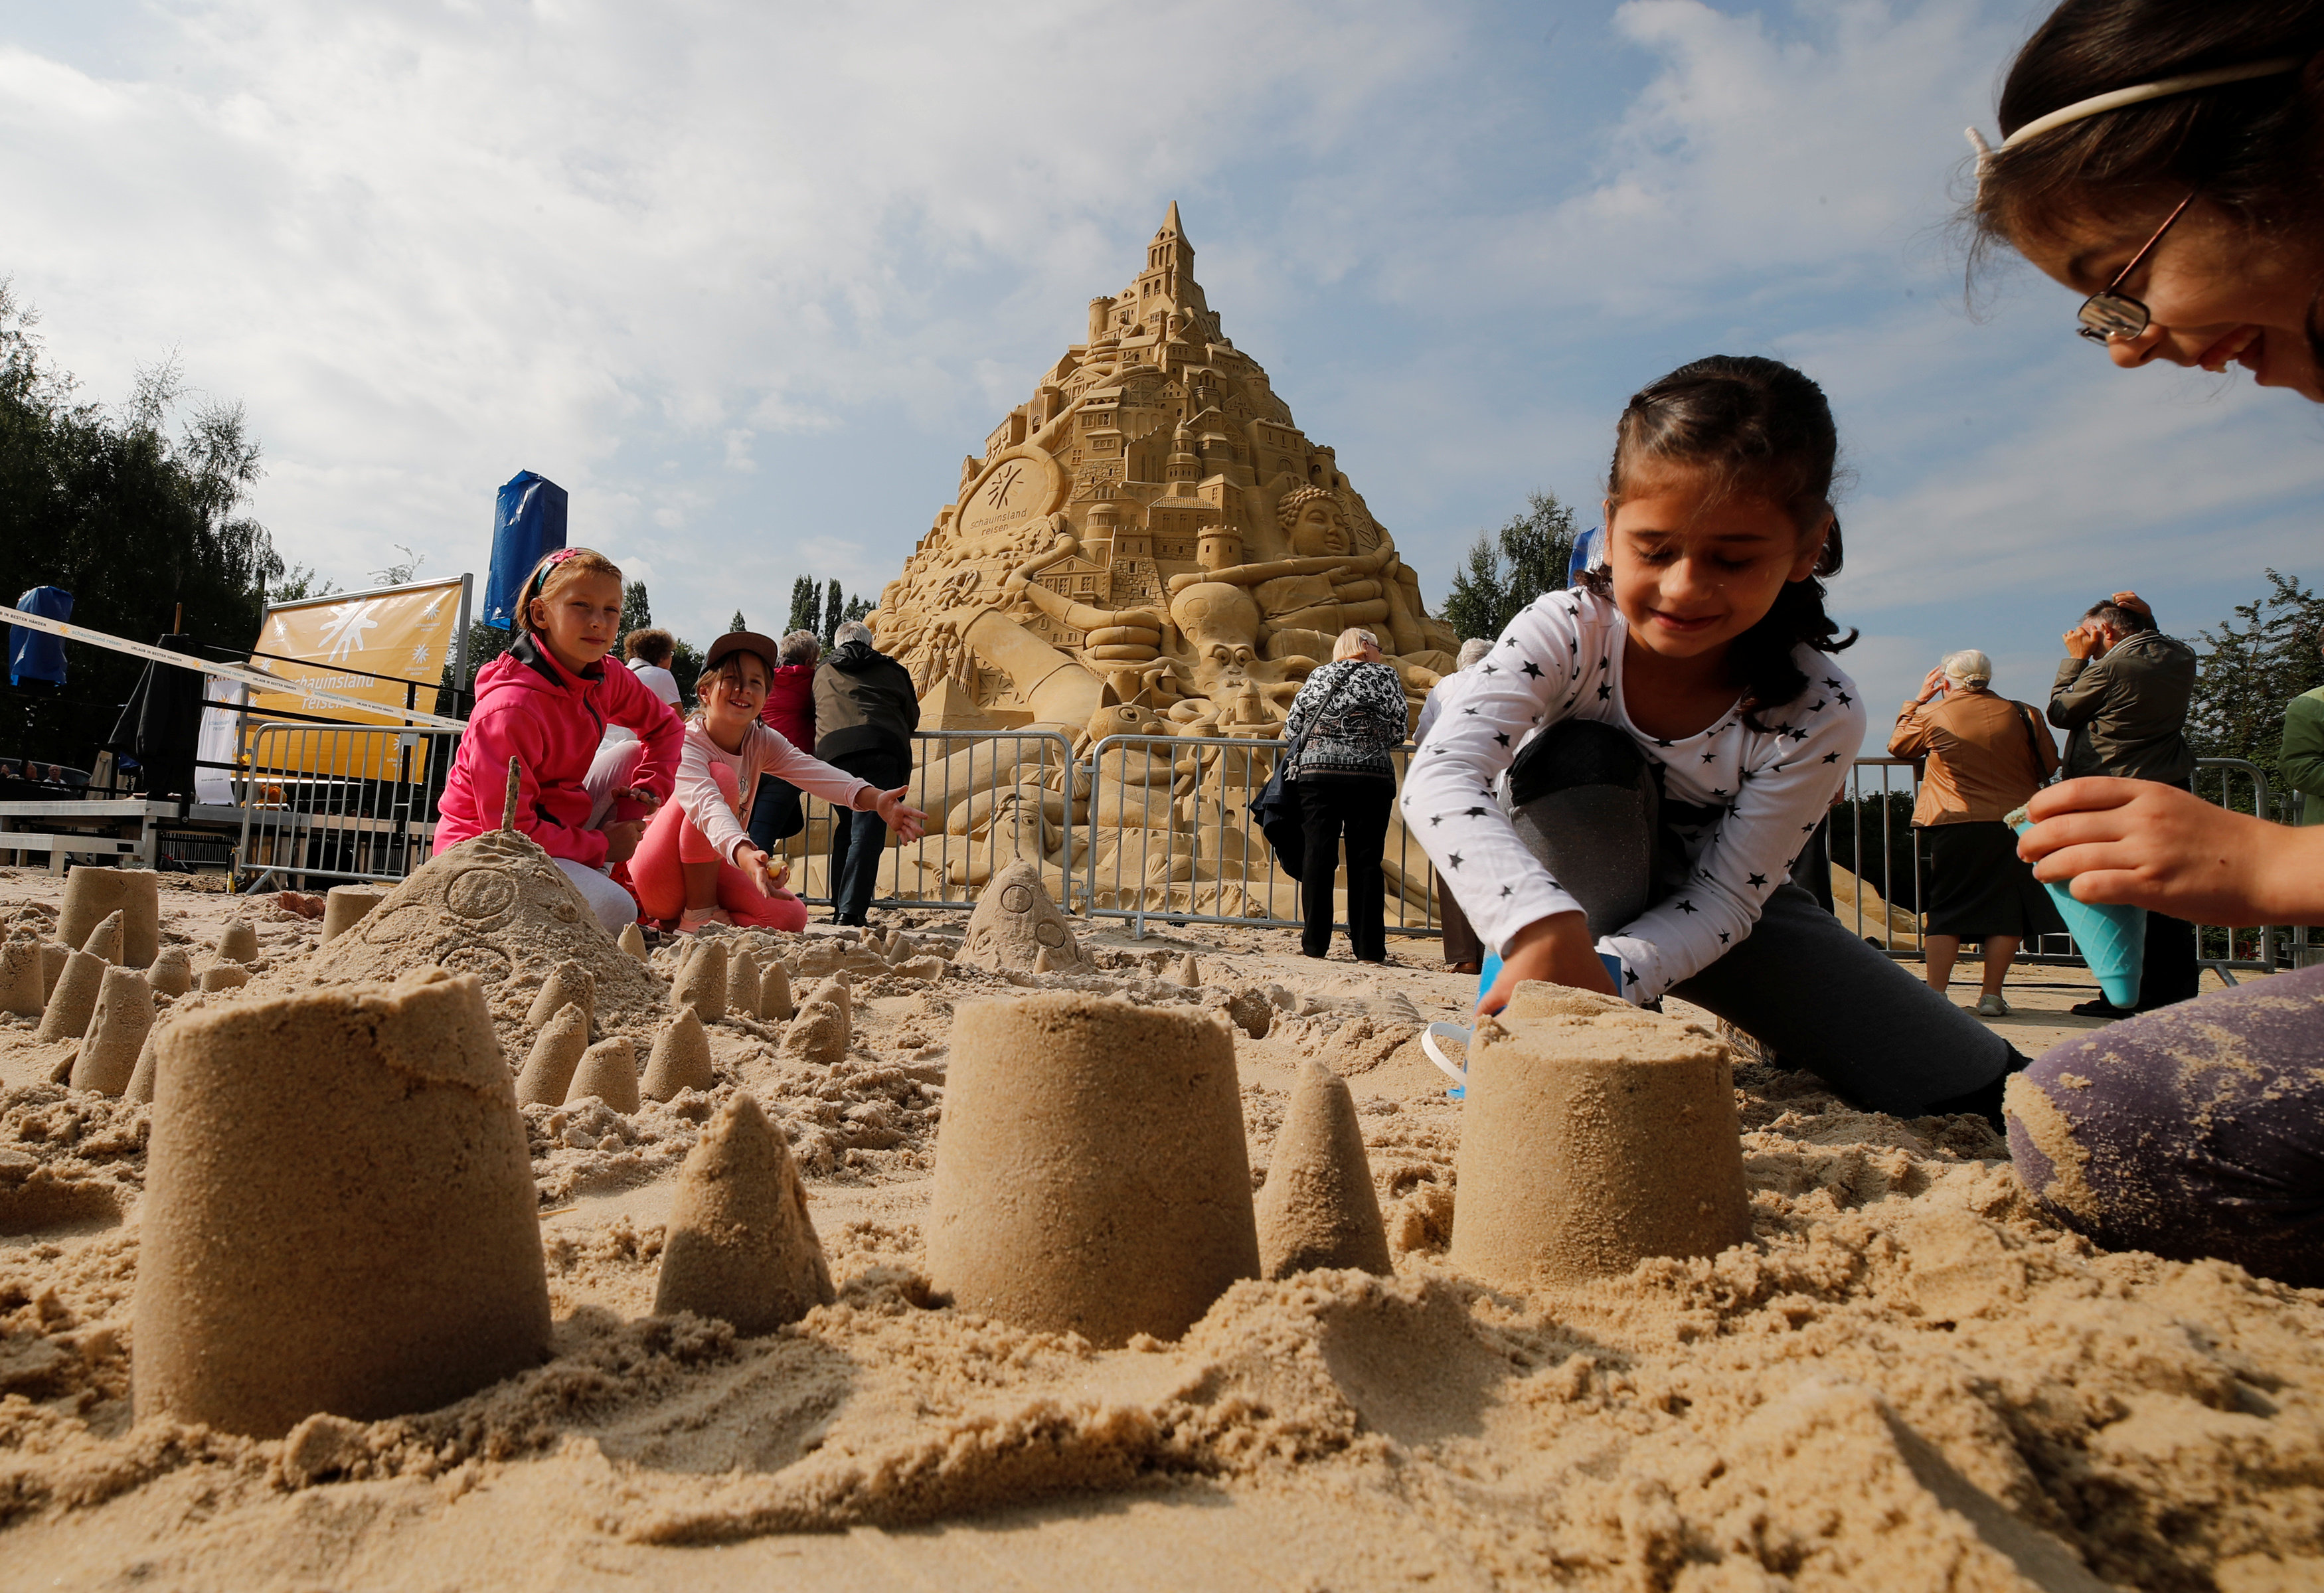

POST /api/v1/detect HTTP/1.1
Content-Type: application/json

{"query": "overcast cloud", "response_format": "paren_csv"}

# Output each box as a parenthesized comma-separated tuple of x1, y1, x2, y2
(3, 0, 2320, 723)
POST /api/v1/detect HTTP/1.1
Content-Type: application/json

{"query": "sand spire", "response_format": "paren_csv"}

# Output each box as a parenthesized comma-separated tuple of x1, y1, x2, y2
(641, 1008, 716, 1100)
(36, 949, 108, 1043)
(618, 922, 648, 962)
(132, 969, 552, 1438)
(147, 945, 193, 997)
(321, 886, 385, 943)
(566, 1037, 640, 1113)
(727, 946, 762, 1021)
(653, 1093, 835, 1334)
(58, 867, 159, 968)
(672, 940, 728, 1022)
(70, 965, 154, 1097)
(759, 957, 793, 1021)
(0, 936, 42, 1018)
(513, 1003, 592, 1107)
(1255, 1058, 1391, 1278)
(80, 910, 124, 967)
(525, 959, 596, 1033)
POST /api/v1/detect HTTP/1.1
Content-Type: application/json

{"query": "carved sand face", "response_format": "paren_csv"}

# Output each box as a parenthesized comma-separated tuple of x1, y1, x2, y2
(1287, 498, 1349, 558)
(1170, 584, 1262, 695)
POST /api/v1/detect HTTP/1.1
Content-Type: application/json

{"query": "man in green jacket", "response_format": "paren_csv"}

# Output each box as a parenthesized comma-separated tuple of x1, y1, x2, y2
(2048, 597, 2200, 1017)
(2281, 679, 2324, 827)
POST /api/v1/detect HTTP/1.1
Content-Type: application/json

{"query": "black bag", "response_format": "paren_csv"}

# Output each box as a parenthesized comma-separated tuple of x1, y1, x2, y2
(1252, 667, 1356, 881)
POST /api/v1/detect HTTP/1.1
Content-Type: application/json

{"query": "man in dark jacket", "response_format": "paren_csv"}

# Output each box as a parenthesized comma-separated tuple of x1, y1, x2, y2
(2049, 596, 2200, 1016)
(814, 621, 920, 925)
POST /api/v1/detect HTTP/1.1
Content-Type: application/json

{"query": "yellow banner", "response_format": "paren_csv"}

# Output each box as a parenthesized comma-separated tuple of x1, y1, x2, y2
(244, 579, 465, 782)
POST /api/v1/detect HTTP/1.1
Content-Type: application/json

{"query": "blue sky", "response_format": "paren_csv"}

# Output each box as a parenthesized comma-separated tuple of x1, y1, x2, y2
(3, 0, 2320, 724)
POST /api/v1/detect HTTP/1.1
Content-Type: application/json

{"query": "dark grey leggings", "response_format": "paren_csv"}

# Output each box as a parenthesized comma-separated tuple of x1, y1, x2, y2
(1507, 720, 2024, 1120)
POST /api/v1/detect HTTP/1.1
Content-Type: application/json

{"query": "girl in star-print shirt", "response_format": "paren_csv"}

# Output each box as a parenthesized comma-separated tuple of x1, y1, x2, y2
(1407, 356, 2027, 1124)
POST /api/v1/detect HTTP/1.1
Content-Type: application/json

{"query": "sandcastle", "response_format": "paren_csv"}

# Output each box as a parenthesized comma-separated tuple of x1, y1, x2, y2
(760, 957, 793, 1021)
(641, 1009, 716, 1100)
(566, 1037, 640, 1113)
(777, 990, 847, 1067)
(216, 918, 258, 964)
(618, 922, 648, 961)
(726, 948, 761, 1021)
(133, 969, 553, 1438)
(672, 941, 727, 1023)
(653, 1093, 834, 1334)
(147, 945, 193, 997)
(1448, 983, 1751, 1291)
(320, 885, 386, 943)
(1255, 1058, 1390, 1279)
(58, 867, 159, 968)
(69, 965, 153, 1097)
(514, 1003, 591, 1106)
(525, 960, 595, 1032)
(0, 936, 42, 1017)
(39, 941, 68, 1000)
(927, 991, 1258, 1345)
(953, 860, 1094, 975)
(36, 949, 109, 1043)
(80, 910, 124, 967)
(199, 962, 250, 992)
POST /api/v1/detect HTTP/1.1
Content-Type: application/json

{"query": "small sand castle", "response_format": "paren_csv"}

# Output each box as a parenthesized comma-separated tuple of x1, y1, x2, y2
(672, 940, 726, 1022)
(726, 948, 761, 1021)
(1449, 982, 1751, 1291)
(147, 945, 193, 997)
(301, 829, 664, 1048)
(70, 965, 153, 1097)
(525, 960, 595, 1032)
(953, 861, 1094, 975)
(80, 909, 124, 967)
(58, 867, 159, 968)
(928, 991, 1258, 1346)
(216, 918, 259, 964)
(514, 1003, 591, 1106)
(320, 885, 385, 943)
(641, 1009, 716, 1100)
(199, 962, 250, 992)
(36, 948, 109, 1043)
(0, 936, 42, 1017)
(1255, 1058, 1391, 1279)
(759, 957, 793, 1021)
(566, 1037, 639, 1113)
(653, 1093, 835, 1334)
(618, 922, 648, 961)
(133, 968, 552, 1438)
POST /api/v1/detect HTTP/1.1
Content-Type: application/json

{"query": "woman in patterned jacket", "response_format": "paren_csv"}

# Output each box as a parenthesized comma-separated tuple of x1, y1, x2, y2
(1282, 628, 1412, 963)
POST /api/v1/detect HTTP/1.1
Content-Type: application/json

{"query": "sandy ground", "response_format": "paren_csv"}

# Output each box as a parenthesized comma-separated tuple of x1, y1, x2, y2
(1, 863, 2318, 1592)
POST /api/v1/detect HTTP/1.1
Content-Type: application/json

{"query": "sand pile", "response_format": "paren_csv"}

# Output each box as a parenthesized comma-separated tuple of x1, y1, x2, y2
(297, 830, 667, 1048)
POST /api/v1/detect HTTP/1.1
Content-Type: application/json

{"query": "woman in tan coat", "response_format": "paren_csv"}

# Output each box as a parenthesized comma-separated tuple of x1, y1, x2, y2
(1888, 650, 2060, 1015)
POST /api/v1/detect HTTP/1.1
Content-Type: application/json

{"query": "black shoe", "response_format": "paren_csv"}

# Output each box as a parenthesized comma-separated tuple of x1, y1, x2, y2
(2070, 997, 2135, 1020)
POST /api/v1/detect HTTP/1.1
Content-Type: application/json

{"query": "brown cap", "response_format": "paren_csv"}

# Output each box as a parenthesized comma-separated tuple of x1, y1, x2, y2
(705, 631, 782, 676)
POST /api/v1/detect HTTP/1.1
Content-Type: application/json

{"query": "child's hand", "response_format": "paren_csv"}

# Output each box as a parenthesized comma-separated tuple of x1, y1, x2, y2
(1477, 911, 1616, 1016)
(602, 820, 645, 865)
(614, 784, 661, 813)
(2019, 777, 2309, 926)
(872, 786, 930, 843)
(733, 845, 791, 897)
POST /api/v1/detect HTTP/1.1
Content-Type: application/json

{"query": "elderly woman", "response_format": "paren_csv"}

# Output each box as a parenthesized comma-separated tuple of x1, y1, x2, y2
(1888, 649, 2061, 1015)
(1413, 637, 1495, 971)
(1283, 627, 1411, 962)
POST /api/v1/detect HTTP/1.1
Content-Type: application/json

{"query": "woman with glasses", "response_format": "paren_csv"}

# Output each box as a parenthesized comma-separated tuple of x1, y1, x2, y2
(1966, 0, 2324, 1288)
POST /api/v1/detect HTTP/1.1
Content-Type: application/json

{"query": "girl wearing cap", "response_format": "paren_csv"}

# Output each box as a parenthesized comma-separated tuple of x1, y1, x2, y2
(1967, 0, 2324, 1287)
(628, 631, 929, 933)
(433, 548, 684, 932)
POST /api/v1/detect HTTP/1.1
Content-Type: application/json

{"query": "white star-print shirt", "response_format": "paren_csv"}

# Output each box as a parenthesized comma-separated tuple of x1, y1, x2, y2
(1402, 586, 1867, 1005)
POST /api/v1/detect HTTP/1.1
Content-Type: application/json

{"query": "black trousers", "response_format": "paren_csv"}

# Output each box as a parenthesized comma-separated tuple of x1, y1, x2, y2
(746, 776, 804, 850)
(1297, 775, 1393, 961)
(826, 747, 907, 926)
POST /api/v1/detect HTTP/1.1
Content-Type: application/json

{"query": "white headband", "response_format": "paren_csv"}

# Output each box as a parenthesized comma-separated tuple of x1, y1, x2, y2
(1967, 56, 2304, 164)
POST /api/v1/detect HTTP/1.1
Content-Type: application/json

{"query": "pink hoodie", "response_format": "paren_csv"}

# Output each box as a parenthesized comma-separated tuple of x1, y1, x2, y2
(434, 633, 684, 867)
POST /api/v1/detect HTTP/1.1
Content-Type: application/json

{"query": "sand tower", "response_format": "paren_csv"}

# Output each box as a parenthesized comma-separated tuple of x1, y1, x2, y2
(58, 867, 159, 968)
(653, 1094, 834, 1334)
(953, 860, 1094, 975)
(70, 965, 154, 1097)
(0, 936, 42, 1018)
(320, 886, 386, 943)
(147, 945, 193, 997)
(133, 969, 552, 1438)
(641, 1009, 716, 1100)
(566, 1037, 640, 1113)
(35, 950, 108, 1043)
(928, 991, 1258, 1345)
(1255, 1058, 1391, 1278)
(216, 919, 259, 964)
(672, 940, 728, 1022)
(525, 960, 596, 1032)
(514, 1004, 592, 1106)
(1449, 983, 1751, 1292)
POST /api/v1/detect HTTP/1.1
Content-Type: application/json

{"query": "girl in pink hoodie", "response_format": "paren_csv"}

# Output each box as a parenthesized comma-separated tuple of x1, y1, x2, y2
(629, 631, 927, 932)
(433, 548, 684, 931)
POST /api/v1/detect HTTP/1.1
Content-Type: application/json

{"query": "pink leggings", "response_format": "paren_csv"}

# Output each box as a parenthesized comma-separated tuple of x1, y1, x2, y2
(629, 763, 808, 930)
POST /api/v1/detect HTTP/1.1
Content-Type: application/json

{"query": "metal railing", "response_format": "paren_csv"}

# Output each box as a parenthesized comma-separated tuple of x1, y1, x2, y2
(236, 722, 463, 891)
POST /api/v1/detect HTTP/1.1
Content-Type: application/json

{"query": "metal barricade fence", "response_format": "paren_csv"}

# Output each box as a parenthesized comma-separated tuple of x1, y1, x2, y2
(236, 722, 463, 891)
(1833, 754, 2279, 981)
(782, 728, 1080, 914)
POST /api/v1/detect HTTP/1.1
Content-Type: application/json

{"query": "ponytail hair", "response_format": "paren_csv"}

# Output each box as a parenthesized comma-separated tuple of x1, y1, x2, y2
(1592, 355, 1856, 732)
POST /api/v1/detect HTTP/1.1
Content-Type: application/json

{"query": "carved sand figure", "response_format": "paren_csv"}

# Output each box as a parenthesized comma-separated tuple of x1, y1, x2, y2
(58, 867, 159, 968)
(653, 1094, 834, 1334)
(928, 991, 1259, 1347)
(952, 859, 1094, 975)
(132, 969, 552, 1438)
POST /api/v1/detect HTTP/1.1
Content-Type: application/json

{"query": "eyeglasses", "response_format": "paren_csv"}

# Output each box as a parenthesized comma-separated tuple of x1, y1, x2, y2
(2078, 190, 2199, 343)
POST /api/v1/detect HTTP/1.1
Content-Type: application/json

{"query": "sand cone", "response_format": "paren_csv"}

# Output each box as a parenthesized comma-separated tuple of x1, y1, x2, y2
(216, 919, 259, 965)
(1449, 983, 1750, 1291)
(58, 867, 159, 968)
(928, 992, 1259, 1346)
(132, 969, 553, 1438)
(321, 886, 386, 944)
(147, 945, 194, 997)
(1256, 1059, 1391, 1278)
(199, 962, 251, 992)
(39, 942, 68, 999)
(777, 999, 847, 1067)
(125, 1025, 161, 1104)
(513, 1003, 592, 1106)
(70, 965, 154, 1096)
(884, 931, 916, 964)
(727, 948, 762, 1020)
(525, 959, 596, 1033)
(1034, 947, 1062, 973)
(805, 971, 850, 1034)
(80, 910, 125, 967)
(954, 859, 1093, 974)
(759, 958, 793, 1021)
(36, 949, 109, 1043)
(565, 1037, 639, 1113)
(618, 922, 648, 962)
(0, 937, 43, 1018)
(673, 940, 728, 1022)
(1174, 953, 1201, 987)
(653, 1094, 834, 1334)
(642, 1009, 716, 1100)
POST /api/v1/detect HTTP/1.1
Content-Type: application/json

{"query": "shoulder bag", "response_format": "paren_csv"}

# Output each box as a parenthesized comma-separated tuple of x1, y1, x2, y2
(1252, 665, 1358, 882)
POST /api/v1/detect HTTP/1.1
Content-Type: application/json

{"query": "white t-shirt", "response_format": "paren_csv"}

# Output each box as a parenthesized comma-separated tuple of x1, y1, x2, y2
(1402, 586, 1866, 1003)
(602, 659, 683, 745)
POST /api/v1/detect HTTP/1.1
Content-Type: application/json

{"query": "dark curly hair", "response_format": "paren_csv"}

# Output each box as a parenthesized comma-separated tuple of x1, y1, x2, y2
(1583, 355, 1856, 732)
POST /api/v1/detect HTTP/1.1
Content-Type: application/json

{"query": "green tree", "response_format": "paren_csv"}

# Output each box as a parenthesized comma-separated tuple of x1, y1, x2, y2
(1, 280, 282, 767)
(669, 639, 705, 707)
(786, 576, 819, 635)
(1439, 490, 1578, 643)
(2189, 570, 2324, 804)
(821, 578, 843, 647)
(728, 608, 748, 633)
(270, 564, 335, 603)
(621, 580, 653, 636)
